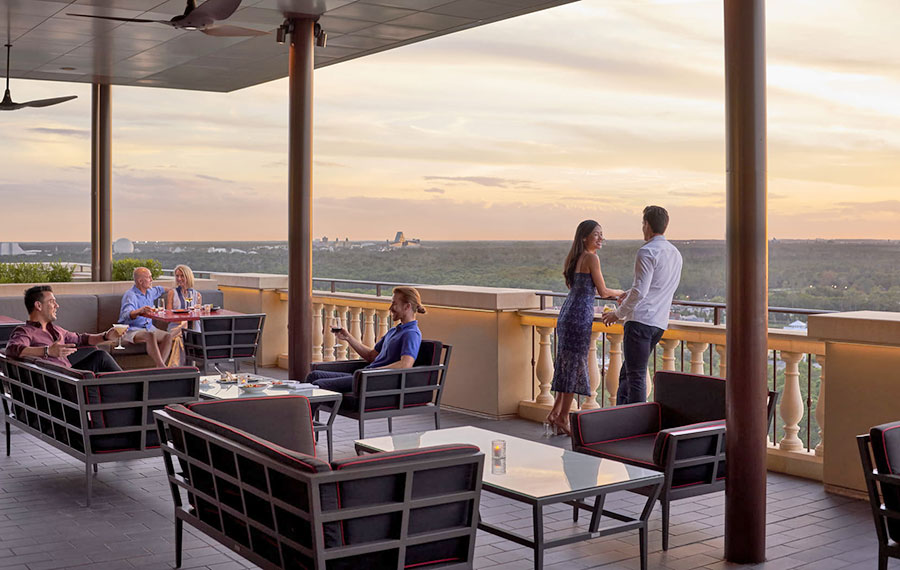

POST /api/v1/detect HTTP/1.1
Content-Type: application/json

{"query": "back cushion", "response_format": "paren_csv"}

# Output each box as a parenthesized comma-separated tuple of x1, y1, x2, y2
(0, 297, 24, 322)
(52, 295, 100, 337)
(654, 371, 726, 429)
(185, 396, 316, 456)
(165, 403, 330, 474)
(96, 294, 126, 330)
(197, 290, 223, 307)
(870, 421, 900, 541)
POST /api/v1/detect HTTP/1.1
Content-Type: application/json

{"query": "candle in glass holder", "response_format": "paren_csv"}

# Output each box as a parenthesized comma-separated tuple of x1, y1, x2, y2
(491, 439, 506, 460)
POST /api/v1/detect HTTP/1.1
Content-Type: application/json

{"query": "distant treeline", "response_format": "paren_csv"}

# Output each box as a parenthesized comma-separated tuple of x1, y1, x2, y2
(7, 239, 900, 313)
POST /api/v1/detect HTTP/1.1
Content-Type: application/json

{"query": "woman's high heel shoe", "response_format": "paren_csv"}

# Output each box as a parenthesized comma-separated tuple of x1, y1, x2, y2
(551, 419, 572, 437)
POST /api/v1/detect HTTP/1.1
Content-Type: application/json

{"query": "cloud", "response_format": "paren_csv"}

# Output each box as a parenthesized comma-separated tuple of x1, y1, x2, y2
(423, 176, 534, 188)
(424, 187, 445, 194)
(28, 127, 89, 139)
(195, 174, 234, 183)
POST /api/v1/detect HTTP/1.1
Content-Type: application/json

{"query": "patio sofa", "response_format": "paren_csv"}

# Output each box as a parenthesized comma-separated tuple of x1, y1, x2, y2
(0, 289, 223, 368)
(0, 351, 200, 506)
(155, 396, 483, 569)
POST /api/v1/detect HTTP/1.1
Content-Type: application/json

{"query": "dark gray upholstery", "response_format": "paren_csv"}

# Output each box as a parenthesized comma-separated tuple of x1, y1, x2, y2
(570, 370, 778, 551)
(0, 352, 200, 506)
(311, 340, 451, 438)
(155, 397, 483, 570)
(860, 421, 900, 570)
(183, 312, 265, 374)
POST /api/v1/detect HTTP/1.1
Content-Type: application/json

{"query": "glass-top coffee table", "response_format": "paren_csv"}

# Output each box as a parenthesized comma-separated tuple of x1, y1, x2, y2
(355, 425, 664, 570)
(199, 376, 342, 461)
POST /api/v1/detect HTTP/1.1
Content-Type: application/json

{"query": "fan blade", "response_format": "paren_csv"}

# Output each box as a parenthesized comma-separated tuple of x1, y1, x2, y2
(193, 0, 242, 22)
(21, 95, 78, 108)
(201, 24, 268, 37)
(0, 101, 25, 111)
(66, 13, 165, 24)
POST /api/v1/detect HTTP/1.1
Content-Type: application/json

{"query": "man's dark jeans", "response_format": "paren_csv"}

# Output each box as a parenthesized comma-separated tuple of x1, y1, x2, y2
(616, 321, 665, 405)
(307, 369, 354, 393)
(69, 347, 122, 373)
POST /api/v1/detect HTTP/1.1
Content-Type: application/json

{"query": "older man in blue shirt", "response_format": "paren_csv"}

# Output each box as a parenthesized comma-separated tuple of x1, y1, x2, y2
(119, 266, 176, 367)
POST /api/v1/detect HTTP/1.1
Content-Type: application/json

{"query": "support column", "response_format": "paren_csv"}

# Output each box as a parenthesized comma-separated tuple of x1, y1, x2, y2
(724, 0, 768, 562)
(91, 83, 112, 282)
(287, 18, 315, 381)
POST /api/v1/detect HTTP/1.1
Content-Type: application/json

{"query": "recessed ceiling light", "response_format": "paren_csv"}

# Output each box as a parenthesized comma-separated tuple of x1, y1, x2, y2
(60, 66, 76, 70)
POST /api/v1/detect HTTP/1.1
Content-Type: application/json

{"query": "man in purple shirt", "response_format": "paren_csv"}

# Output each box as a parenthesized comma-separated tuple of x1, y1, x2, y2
(5, 285, 125, 373)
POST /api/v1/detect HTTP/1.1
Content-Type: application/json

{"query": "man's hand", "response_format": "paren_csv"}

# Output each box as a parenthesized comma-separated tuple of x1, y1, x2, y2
(48, 342, 77, 359)
(601, 311, 619, 326)
(106, 326, 125, 340)
(138, 305, 155, 317)
(334, 328, 351, 342)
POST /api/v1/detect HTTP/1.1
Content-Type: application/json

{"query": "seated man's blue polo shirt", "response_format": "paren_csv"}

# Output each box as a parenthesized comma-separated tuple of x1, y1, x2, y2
(119, 285, 165, 331)
(368, 320, 421, 368)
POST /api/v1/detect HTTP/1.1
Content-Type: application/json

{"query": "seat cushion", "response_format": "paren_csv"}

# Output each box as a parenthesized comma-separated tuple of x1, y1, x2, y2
(576, 433, 659, 470)
(870, 421, 900, 541)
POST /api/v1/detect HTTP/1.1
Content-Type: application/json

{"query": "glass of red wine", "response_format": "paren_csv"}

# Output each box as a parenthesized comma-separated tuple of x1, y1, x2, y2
(331, 317, 342, 334)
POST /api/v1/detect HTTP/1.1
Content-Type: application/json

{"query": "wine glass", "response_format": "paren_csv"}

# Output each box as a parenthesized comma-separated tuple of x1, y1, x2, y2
(185, 294, 194, 311)
(112, 324, 128, 350)
(331, 317, 342, 334)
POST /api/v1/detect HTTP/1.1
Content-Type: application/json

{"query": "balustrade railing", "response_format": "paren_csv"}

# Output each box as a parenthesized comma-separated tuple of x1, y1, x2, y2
(520, 313, 826, 459)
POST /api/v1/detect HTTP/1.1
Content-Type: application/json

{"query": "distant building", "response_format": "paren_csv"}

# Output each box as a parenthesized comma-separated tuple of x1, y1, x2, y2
(113, 238, 134, 254)
(0, 242, 27, 255)
(388, 231, 421, 248)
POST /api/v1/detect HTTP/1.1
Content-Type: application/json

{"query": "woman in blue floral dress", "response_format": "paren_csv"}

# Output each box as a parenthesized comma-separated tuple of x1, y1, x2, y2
(546, 220, 623, 436)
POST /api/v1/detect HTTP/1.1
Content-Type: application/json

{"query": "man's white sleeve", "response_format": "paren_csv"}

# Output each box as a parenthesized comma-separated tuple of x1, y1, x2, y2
(616, 249, 654, 319)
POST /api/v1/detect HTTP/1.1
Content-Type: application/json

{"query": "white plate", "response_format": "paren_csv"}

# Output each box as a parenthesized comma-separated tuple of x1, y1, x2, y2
(239, 384, 269, 393)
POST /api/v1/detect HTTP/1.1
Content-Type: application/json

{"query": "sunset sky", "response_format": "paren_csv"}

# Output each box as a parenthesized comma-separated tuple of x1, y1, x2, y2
(2, 0, 900, 242)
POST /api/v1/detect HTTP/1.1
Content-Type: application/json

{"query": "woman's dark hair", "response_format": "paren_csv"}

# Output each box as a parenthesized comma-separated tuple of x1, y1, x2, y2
(563, 220, 600, 289)
(24, 285, 53, 313)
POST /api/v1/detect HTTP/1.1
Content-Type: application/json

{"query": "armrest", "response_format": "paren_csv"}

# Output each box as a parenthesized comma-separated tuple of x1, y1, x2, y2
(570, 403, 661, 447)
(354, 364, 444, 394)
(653, 420, 726, 466)
(310, 360, 368, 374)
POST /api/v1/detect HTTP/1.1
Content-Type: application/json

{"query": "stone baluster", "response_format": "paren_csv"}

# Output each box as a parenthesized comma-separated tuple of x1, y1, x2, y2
(686, 341, 709, 375)
(659, 338, 679, 371)
(376, 309, 390, 339)
(582, 330, 602, 409)
(647, 369, 653, 400)
(311, 302, 324, 362)
(715, 344, 727, 378)
(604, 333, 623, 406)
(535, 327, 555, 405)
(322, 304, 336, 362)
(778, 351, 805, 451)
(334, 305, 349, 361)
(815, 354, 825, 457)
(362, 308, 376, 347)
(348, 306, 362, 360)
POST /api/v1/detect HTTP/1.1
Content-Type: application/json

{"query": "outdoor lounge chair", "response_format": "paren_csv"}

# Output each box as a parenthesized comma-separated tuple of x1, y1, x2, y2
(155, 396, 483, 570)
(858, 420, 900, 570)
(570, 370, 778, 550)
(183, 313, 265, 374)
(309, 340, 450, 438)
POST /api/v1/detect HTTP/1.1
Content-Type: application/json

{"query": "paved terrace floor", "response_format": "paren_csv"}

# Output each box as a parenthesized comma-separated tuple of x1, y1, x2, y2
(0, 367, 882, 570)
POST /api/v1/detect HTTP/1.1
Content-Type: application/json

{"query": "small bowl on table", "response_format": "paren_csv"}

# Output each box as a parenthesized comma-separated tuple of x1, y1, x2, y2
(239, 382, 270, 394)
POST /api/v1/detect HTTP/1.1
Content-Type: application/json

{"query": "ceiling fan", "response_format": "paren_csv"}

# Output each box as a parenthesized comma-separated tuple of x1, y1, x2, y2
(67, 0, 268, 37)
(1, 44, 77, 111)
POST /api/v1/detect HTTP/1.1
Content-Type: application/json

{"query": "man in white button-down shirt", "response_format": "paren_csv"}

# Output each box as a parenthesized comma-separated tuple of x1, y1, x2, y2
(602, 205, 683, 404)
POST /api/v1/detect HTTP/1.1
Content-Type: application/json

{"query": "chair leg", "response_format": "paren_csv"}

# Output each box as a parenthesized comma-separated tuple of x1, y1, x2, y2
(175, 517, 184, 568)
(878, 548, 887, 570)
(253, 359, 257, 374)
(5, 421, 9, 457)
(327, 429, 334, 463)
(387, 417, 393, 433)
(661, 499, 670, 551)
(85, 462, 93, 508)
(358, 420, 365, 440)
(434, 410, 441, 430)
(93, 463, 98, 474)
